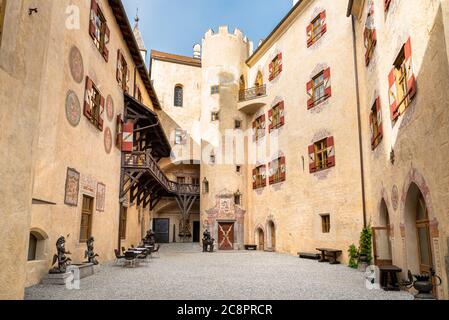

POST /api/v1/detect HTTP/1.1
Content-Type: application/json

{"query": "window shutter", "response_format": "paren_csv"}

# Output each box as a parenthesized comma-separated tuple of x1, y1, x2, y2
(388, 68, 399, 121)
(279, 101, 285, 127)
(376, 97, 383, 140)
(269, 62, 274, 81)
(122, 121, 134, 152)
(280, 156, 286, 182)
(268, 108, 273, 132)
(307, 24, 313, 47)
(320, 11, 327, 35)
(404, 38, 417, 100)
(307, 80, 314, 109)
(369, 112, 375, 148)
(97, 95, 105, 131)
(125, 68, 130, 93)
(261, 114, 266, 132)
(89, 0, 98, 40)
(252, 168, 257, 189)
(385, 0, 392, 12)
(115, 114, 124, 149)
(102, 24, 110, 62)
(308, 144, 317, 173)
(116, 50, 123, 83)
(323, 67, 332, 98)
(252, 120, 257, 142)
(278, 53, 283, 73)
(326, 136, 335, 168)
(84, 76, 93, 120)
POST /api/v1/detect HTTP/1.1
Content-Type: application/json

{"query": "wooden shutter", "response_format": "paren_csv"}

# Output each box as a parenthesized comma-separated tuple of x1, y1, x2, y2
(308, 144, 317, 173)
(307, 24, 313, 47)
(388, 68, 399, 121)
(269, 62, 274, 81)
(404, 38, 417, 100)
(115, 114, 124, 149)
(252, 120, 257, 142)
(84, 76, 93, 120)
(89, 0, 98, 40)
(268, 108, 273, 132)
(376, 97, 383, 139)
(385, 0, 392, 12)
(326, 136, 335, 168)
(116, 50, 123, 83)
(323, 67, 332, 98)
(102, 24, 110, 62)
(252, 168, 257, 189)
(97, 95, 105, 131)
(122, 121, 134, 152)
(279, 101, 285, 127)
(320, 11, 327, 35)
(280, 156, 286, 182)
(307, 80, 314, 109)
(278, 53, 283, 73)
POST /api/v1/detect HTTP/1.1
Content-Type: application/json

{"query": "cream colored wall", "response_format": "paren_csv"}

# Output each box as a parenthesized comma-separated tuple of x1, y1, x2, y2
(354, 0, 449, 299)
(244, 0, 364, 260)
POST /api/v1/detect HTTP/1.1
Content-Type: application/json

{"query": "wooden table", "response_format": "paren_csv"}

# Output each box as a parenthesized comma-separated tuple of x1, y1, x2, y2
(316, 248, 342, 265)
(379, 265, 402, 291)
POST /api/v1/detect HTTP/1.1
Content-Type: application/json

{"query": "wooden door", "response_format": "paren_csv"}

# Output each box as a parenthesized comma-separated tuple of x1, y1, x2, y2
(373, 227, 392, 266)
(153, 218, 170, 243)
(218, 223, 234, 250)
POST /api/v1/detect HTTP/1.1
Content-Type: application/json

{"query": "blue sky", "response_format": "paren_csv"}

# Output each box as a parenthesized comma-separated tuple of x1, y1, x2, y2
(123, 0, 293, 59)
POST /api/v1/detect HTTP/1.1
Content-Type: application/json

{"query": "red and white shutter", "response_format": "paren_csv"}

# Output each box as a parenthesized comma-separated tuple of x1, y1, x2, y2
(385, 0, 392, 12)
(268, 108, 273, 133)
(98, 95, 105, 131)
(279, 101, 285, 127)
(307, 80, 314, 109)
(115, 114, 124, 149)
(268, 161, 274, 185)
(122, 121, 134, 152)
(116, 50, 123, 83)
(102, 24, 110, 62)
(269, 62, 274, 81)
(89, 0, 98, 40)
(308, 144, 317, 173)
(404, 38, 417, 100)
(261, 165, 267, 187)
(388, 68, 399, 121)
(369, 111, 375, 147)
(125, 67, 131, 93)
(320, 11, 327, 35)
(278, 53, 283, 74)
(376, 97, 383, 139)
(84, 76, 93, 120)
(323, 67, 332, 98)
(326, 136, 335, 168)
(260, 114, 266, 137)
(307, 24, 313, 47)
(252, 168, 257, 189)
(280, 156, 286, 182)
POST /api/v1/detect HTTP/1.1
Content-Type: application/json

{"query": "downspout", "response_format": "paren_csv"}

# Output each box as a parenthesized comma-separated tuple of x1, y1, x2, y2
(351, 14, 368, 228)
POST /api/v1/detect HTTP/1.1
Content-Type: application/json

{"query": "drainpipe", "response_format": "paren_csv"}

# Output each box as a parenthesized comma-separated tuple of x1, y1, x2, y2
(351, 14, 368, 228)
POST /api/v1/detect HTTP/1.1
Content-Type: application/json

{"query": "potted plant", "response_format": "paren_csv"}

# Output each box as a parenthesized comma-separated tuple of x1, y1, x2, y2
(348, 244, 358, 269)
(357, 226, 373, 271)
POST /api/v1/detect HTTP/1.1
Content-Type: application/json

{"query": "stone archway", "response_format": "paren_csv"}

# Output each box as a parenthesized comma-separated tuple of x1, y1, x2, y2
(255, 226, 265, 251)
(373, 199, 392, 266)
(266, 220, 276, 252)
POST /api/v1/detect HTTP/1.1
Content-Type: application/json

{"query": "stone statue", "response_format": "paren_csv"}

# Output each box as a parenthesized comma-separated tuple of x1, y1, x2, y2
(84, 236, 99, 265)
(202, 229, 215, 253)
(50, 235, 72, 274)
(143, 229, 156, 245)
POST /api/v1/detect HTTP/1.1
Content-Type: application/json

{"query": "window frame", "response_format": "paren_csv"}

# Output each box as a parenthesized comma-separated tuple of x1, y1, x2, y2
(254, 165, 267, 189)
(211, 85, 220, 95)
(253, 115, 266, 142)
(321, 214, 331, 234)
(175, 128, 187, 145)
(174, 85, 183, 107)
(312, 72, 325, 104)
(211, 111, 220, 122)
(80, 195, 94, 243)
(0, 0, 6, 47)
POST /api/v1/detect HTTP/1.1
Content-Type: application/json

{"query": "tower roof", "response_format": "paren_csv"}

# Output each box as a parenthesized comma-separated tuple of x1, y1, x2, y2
(133, 9, 146, 52)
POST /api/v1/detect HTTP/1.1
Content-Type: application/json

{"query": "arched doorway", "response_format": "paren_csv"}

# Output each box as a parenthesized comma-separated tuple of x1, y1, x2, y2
(373, 200, 392, 266)
(255, 71, 263, 87)
(256, 227, 264, 251)
(239, 75, 245, 92)
(404, 183, 434, 276)
(267, 221, 276, 252)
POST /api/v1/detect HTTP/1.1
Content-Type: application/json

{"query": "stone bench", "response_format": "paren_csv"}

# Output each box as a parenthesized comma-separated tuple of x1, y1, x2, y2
(298, 252, 321, 260)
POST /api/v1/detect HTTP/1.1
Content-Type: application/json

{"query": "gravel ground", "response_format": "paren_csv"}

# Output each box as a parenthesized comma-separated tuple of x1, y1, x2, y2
(25, 244, 413, 300)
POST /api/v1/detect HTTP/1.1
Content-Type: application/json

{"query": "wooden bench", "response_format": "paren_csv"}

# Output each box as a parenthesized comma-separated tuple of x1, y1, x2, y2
(244, 245, 257, 251)
(298, 252, 321, 260)
(316, 248, 342, 265)
(379, 265, 402, 291)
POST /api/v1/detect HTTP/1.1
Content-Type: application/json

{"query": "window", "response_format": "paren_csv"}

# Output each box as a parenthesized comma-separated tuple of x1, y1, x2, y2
(307, 11, 327, 47)
(28, 233, 37, 261)
(202, 178, 209, 194)
(80, 195, 94, 242)
(211, 85, 220, 95)
(177, 177, 186, 184)
(137, 87, 142, 102)
(234, 191, 242, 205)
(0, 0, 6, 46)
(116, 50, 129, 92)
(321, 214, 331, 233)
(252, 165, 267, 190)
(364, 2, 377, 66)
(89, 0, 110, 61)
(253, 114, 266, 142)
(119, 207, 127, 240)
(309, 137, 335, 173)
(236, 165, 241, 173)
(307, 68, 331, 109)
(175, 129, 187, 145)
(84, 76, 104, 131)
(269, 156, 286, 185)
(234, 119, 242, 129)
(115, 114, 124, 149)
(211, 112, 219, 122)
(269, 102, 285, 132)
(389, 38, 417, 122)
(370, 98, 383, 150)
(269, 53, 283, 81)
(239, 76, 245, 92)
(210, 153, 216, 164)
(255, 71, 264, 87)
(174, 85, 183, 107)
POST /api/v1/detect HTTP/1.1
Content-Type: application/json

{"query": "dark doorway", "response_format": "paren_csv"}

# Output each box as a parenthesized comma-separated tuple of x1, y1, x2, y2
(192, 221, 200, 242)
(153, 218, 170, 243)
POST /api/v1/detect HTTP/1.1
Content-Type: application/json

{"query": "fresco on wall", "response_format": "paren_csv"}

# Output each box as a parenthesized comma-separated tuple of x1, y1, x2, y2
(65, 90, 81, 127)
(104, 127, 112, 154)
(69, 46, 84, 84)
(106, 95, 114, 121)
(64, 167, 80, 206)
(81, 175, 96, 197)
(96, 183, 106, 212)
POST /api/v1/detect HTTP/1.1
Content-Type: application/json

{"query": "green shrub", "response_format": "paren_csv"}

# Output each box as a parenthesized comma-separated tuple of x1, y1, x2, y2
(348, 244, 358, 269)
(359, 226, 373, 265)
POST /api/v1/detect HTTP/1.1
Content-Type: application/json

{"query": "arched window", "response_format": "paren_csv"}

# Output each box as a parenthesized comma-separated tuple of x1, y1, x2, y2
(239, 75, 246, 92)
(174, 85, 183, 107)
(28, 233, 38, 261)
(255, 71, 263, 87)
(27, 229, 48, 261)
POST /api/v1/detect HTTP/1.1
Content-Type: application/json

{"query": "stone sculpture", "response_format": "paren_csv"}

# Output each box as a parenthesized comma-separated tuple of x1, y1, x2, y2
(202, 229, 215, 253)
(50, 235, 72, 274)
(84, 236, 99, 265)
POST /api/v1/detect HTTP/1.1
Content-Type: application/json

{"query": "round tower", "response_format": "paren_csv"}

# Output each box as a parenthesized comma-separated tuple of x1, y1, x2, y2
(199, 26, 252, 250)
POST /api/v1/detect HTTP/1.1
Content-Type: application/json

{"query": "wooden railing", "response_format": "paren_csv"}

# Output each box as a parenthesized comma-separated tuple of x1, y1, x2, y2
(238, 85, 267, 102)
(123, 151, 200, 195)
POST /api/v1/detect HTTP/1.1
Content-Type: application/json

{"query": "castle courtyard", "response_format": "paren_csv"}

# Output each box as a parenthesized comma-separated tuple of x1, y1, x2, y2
(25, 244, 412, 300)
